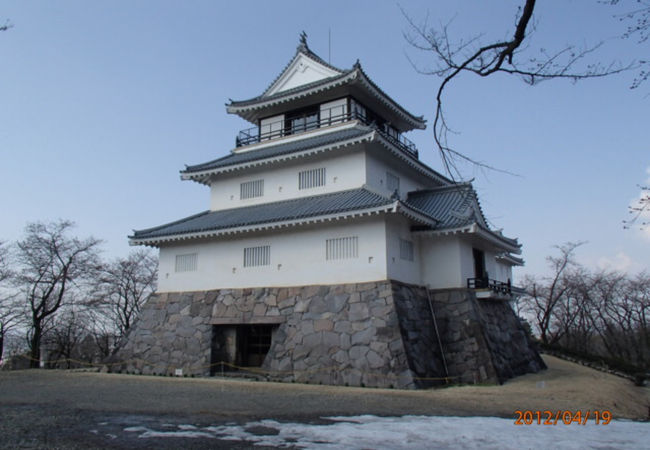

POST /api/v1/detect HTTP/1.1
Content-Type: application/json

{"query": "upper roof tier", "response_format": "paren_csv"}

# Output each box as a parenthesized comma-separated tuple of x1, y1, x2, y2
(226, 36, 427, 132)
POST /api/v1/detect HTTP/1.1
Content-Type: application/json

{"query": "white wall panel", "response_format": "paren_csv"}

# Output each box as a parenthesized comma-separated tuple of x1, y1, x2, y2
(210, 149, 365, 210)
(157, 216, 387, 292)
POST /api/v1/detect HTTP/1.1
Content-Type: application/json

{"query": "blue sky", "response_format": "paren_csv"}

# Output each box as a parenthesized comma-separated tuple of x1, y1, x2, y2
(1, 0, 648, 278)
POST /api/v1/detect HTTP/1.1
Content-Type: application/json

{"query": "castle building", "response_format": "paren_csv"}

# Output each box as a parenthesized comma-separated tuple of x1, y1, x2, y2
(118, 37, 545, 388)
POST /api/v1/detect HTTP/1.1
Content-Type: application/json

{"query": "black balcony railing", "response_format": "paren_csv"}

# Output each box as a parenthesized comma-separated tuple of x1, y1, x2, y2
(467, 277, 518, 295)
(235, 107, 419, 158)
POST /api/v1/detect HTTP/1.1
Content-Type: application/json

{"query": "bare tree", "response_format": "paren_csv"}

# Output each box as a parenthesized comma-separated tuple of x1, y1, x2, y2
(624, 184, 649, 230)
(610, 0, 649, 88)
(15, 221, 102, 368)
(0, 240, 22, 362)
(403, 0, 631, 178)
(520, 242, 584, 344)
(521, 242, 650, 370)
(93, 249, 157, 348)
(47, 308, 89, 369)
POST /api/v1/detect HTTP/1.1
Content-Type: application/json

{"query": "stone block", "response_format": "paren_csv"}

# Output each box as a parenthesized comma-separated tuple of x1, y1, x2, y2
(253, 303, 267, 316)
(366, 350, 384, 369)
(339, 333, 351, 349)
(314, 319, 333, 332)
(348, 292, 361, 303)
(349, 303, 370, 321)
(348, 345, 369, 360)
(302, 332, 321, 348)
(322, 331, 339, 347)
(334, 320, 351, 333)
(370, 341, 388, 355)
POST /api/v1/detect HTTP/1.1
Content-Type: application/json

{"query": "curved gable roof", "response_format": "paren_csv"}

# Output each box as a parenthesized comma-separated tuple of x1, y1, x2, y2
(226, 38, 426, 131)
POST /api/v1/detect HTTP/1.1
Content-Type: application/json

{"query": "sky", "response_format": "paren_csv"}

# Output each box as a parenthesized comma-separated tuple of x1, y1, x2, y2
(1, 0, 648, 279)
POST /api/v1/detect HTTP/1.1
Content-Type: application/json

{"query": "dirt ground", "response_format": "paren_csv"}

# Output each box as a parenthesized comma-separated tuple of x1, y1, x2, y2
(0, 355, 648, 449)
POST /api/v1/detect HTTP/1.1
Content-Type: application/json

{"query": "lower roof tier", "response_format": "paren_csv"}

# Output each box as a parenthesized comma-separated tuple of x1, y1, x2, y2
(130, 186, 520, 254)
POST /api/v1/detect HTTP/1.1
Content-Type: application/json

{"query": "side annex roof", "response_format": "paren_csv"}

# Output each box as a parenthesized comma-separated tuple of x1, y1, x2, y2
(405, 184, 521, 253)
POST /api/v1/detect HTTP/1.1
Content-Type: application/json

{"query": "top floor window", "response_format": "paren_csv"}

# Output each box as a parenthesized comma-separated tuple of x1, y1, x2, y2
(285, 106, 319, 136)
(236, 98, 419, 159)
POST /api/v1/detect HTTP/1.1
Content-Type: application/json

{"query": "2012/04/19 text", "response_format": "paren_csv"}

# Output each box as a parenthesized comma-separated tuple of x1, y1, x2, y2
(514, 410, 612, 425)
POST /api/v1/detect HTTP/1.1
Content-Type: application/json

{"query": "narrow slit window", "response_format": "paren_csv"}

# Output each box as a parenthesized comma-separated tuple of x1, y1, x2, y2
(399, 239, 414, 261)
(244, 245, 270, 267)
(175, 253, 198, 272)
(298, 167, 326, 190)
(240, 179, 264, 199)
(326, 236, 358, 260)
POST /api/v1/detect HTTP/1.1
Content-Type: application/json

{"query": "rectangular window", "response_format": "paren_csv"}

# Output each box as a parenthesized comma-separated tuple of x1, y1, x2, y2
(175, 253, 197, 272)
(350, 98, 367, 121)
(259, 114, 284, 141)
(298, 167, 326, 190)
(240, 179, 264, 199)
(285, 106, 319, 135)
(386, 172, 400, 195)
(320, 99, 347, 125)
(399, 239, 414, 261)
(244, 245, 270, 267)
(326, 236, 358, 260)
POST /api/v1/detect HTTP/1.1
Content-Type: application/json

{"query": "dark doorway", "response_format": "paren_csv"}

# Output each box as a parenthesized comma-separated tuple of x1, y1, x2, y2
(238, 325, 274, 367)
(210, 324, 276, 375)
(473, 248, 486, 279)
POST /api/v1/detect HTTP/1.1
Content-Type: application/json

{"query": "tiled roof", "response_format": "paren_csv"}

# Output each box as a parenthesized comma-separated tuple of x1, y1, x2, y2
(182, 127, 372, 175)
(226, 42, 426, 131)
(233, 70, 354, 107)
(259, 39, 346, 98)
(406, 184, 520, 249)
(405, 184, 487, 229)
(130, 188, 394, 242)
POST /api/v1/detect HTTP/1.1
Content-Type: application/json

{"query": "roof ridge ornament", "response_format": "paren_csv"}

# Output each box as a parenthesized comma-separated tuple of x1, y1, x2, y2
(297, 31, 309, 53)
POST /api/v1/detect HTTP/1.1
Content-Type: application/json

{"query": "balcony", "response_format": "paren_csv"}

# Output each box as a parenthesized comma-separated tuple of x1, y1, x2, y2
(235, 107, 419, 158)
(467, 277, 524, 299)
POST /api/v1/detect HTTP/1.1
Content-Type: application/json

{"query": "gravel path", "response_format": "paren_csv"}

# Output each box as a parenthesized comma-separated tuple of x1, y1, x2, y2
(1, 355, 648, 448)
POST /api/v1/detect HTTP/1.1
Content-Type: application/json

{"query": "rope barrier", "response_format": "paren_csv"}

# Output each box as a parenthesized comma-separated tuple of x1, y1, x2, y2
(6, 354, 460, 384)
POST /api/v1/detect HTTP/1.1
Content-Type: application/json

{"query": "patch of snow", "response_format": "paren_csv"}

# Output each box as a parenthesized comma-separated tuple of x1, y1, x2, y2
(122, 415, 650, 449)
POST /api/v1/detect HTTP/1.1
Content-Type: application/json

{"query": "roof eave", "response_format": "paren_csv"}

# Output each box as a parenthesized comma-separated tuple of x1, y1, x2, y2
(179, 127, 376, 185)
(227, 67, 426, 131)
(412, 223, 521, 254)
(129, 203, 396, 247)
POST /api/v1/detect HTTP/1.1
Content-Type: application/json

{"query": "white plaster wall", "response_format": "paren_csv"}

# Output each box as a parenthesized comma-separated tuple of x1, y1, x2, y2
(364, 151, 427, 200)
(491, 257, 514, 283)
(209, 149, 366, 211)
(385, 215, 421, 285)
(270, 54, 340, 94)
(157, 216, 387, 292)
(419, 235, 463, 288)
(459, 242, 477, 284)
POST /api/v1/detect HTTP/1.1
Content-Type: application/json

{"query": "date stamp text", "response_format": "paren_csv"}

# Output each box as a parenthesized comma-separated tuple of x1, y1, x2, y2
(514, 410, 612, 425)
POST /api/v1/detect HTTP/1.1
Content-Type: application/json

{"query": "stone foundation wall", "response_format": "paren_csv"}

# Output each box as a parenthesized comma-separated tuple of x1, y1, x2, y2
(424, 288, 546, 384)
(111, 280, 544, 388)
